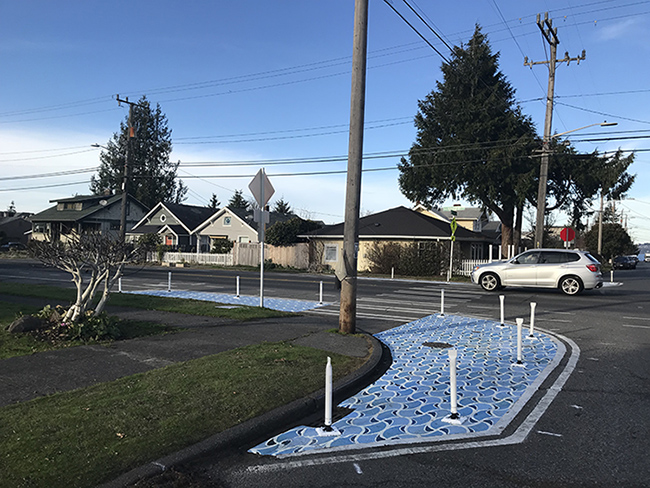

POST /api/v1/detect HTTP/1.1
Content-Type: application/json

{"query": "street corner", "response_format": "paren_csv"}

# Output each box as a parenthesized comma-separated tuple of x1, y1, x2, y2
(248, 313, 577, 459)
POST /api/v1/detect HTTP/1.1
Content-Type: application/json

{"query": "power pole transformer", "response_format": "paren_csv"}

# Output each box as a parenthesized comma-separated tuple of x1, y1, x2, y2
(525, 13, 585, 248)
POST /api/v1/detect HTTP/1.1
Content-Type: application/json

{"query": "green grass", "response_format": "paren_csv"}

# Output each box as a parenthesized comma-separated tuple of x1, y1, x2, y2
(0, 341, 365, 488)
(0, 282, 294, 320)
(0, 299, 172, 360)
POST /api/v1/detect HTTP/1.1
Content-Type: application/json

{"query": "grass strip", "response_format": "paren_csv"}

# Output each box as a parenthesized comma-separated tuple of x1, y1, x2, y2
(0, 282, 294, 320)
(0, 341, 364, 488)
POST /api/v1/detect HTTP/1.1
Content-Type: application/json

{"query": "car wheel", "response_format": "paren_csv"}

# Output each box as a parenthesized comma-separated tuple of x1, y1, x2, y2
(560, 276, 583, 295)
(479, 272, 501, 292)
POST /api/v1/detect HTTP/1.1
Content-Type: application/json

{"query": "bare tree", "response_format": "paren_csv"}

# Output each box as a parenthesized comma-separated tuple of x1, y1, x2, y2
(29, 234, 145, 323)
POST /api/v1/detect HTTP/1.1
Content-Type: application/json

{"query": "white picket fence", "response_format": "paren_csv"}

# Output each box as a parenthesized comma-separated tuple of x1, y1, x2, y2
(155, 252, 233, 266)
(458, 259, 491, 276)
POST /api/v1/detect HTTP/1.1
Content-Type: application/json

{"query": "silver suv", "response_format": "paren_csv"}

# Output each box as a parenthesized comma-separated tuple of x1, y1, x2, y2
(471, 249, 603, 296)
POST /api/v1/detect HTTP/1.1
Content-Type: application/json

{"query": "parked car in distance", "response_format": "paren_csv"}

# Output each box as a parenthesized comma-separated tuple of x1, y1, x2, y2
(0, 242, 27, 252)
(646, 254, 650, 263)
(613, 255, 636, 270)
(471, 249, 603, 296)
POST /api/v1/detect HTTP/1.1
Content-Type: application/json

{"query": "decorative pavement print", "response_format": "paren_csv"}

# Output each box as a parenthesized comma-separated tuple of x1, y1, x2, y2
(249, 313, 561, 457)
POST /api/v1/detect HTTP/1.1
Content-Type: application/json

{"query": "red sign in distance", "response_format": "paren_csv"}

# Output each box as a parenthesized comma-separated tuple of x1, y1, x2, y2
(560, 227, 575, 242)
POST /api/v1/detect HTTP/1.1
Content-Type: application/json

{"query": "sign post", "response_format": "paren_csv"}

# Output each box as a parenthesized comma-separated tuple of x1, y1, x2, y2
(447, 215, 457, 281)
(560, 227, 575, 249)
(249, 169, 274, 308)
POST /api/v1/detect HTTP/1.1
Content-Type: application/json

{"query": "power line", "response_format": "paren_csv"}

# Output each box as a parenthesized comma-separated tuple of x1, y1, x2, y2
(383, 0, 451, 64)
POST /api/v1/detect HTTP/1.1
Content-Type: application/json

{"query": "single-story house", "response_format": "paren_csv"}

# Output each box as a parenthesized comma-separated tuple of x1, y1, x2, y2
(301, 206, 492, 271)
(30, 194, 148, 242)
(127, 202, 216, 251)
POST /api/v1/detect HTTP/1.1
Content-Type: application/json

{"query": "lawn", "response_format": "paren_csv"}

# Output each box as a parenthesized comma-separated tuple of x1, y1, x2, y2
(0, 282, 294, 359)
(0, 341, 365, 488)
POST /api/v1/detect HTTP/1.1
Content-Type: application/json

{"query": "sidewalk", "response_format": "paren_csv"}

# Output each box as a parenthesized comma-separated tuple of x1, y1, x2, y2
(0, 297, 366, 408)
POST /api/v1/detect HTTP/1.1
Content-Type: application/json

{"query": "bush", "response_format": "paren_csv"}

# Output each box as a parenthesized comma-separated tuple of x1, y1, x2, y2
(30, 306, 122, 343)
(367, 241, 462, 277)
(211, 239, 234, 254)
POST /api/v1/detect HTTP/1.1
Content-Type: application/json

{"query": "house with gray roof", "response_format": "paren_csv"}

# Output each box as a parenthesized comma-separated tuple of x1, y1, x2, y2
(30, 194, 148, 242)
(128, 202, 216, 251)
(302, 206, 492, 271)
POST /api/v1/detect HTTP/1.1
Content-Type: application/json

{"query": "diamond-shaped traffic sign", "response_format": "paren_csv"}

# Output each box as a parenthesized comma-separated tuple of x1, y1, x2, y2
(249, 169, 275, 208)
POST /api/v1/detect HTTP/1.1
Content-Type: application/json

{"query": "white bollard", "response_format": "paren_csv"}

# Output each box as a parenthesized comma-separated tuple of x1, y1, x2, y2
(316, 356, 339, 436)
(516, 318, 524, 364)
(611, 269, 614, 283)
(448, 348, 459, 419)
(440, 289, 445, 317)
(498, 245, 502, 260)
(118, 277, 122, 293)
(499, 295, 505, 326)
(236, 276, 240, 298)
(167, 271, 171, 292)
(319, 281, 323, 305)
(529, 302, 537, 337)
(325, 357, 333, 429)
(391, 267, 395, 280)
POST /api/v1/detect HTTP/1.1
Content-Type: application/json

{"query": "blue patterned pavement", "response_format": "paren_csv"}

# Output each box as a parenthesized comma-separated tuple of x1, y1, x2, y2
(249, 313, 562, 457)
(124, 289, 328, 313)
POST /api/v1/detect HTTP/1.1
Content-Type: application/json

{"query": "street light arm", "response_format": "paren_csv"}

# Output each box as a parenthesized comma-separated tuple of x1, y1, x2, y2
(550, 121, 617, 140)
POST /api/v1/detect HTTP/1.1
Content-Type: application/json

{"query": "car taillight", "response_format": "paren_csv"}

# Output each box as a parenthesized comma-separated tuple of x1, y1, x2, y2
(586, 264, 599, 272)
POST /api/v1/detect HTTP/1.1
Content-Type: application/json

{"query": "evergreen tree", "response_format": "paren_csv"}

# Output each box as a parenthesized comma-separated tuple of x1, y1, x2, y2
(398, 26, 537, 251)
(272, 197, 292, 215)
(584, 222, 637, 261)
(228, 190, 249, 210)
(90, 96, 186, 208)
(208, 193, 220, 210)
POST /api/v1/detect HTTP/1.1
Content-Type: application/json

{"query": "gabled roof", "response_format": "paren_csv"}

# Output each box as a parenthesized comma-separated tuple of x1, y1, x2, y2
(31, 194, 131, 223)
(132, 202, 217, 235)
(303, 206, 486, 241)
(193, 206, 296, 234)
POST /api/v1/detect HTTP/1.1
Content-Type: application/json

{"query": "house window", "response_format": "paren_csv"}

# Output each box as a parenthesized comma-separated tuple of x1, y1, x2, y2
(34, 223, 47, 234)
(160, 214, 167, 223)
(238, 236, 250, 243)
(324, 244, 338, 262)
(224, 216, 232, 226)
(110, 221, 121, 231)
(471, 243, 483, 260)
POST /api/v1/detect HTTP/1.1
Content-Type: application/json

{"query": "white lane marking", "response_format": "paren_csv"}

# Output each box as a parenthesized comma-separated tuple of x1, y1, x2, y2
(537, 431, 563, 437)
(244, 330, 580, 473)
(570, 405, 583, 410)
(353, 463, 363, 475)
(623, 316, 650, 321)
(543, 318, 572, 323)
(622, 324, 650, 329)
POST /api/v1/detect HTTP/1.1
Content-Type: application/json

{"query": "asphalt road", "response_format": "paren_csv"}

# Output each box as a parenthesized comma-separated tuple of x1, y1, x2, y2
(1, 259, 649, 486)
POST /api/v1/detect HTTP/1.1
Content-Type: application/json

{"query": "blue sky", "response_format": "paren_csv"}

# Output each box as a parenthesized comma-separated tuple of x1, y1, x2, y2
(2, 1, 650, 243)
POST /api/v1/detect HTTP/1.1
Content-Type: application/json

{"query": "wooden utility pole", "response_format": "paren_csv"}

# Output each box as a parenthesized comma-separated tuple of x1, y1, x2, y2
(116, 95, 137, 241)
(525, 13, 585, 248)
(339, 0, 368, 334)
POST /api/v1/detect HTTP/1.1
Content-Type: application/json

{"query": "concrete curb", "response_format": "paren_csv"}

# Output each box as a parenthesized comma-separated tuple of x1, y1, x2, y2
(99, 332, 390, 488)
